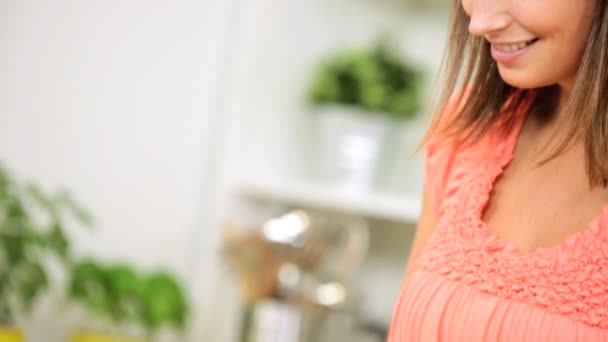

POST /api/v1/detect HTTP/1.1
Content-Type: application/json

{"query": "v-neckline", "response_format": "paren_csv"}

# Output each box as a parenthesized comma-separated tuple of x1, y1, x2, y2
(475, 96, 608, 259)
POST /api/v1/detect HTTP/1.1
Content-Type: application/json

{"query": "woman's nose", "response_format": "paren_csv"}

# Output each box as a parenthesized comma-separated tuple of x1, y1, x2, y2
(467, 1, 512, 37)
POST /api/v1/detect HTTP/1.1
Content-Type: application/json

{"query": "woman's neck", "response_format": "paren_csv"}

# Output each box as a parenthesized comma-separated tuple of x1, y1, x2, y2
(527, 86, 579, 149)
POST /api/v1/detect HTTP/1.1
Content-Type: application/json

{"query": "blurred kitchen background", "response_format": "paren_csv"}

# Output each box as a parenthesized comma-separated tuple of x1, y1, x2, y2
(0, 0, 449, 341)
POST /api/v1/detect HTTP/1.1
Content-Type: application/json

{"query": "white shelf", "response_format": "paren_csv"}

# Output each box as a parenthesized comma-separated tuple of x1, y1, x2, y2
(236, 176, 421, 223)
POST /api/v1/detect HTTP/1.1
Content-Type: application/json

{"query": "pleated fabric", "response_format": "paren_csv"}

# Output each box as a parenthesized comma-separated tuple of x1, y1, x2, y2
(389, 270, 608, 342)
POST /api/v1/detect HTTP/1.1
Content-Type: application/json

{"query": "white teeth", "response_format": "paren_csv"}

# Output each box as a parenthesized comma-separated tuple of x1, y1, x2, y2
(495, 40, 533, 53)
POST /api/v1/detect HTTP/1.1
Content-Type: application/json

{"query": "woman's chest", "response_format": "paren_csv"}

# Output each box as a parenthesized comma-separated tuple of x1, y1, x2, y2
(481, 141, 608, 254)
(416, 135, 608, 328)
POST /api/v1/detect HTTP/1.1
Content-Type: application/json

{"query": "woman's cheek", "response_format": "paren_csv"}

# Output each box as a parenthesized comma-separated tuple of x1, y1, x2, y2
(461, 0, 473, 16)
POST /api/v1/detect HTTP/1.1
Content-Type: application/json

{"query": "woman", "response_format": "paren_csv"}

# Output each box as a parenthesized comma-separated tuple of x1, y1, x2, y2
(389, 0, 607, 341)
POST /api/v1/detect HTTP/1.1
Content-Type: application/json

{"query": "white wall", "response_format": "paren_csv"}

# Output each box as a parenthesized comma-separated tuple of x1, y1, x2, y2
(0, 0, 234, 340)
(0, 0, 449, 340)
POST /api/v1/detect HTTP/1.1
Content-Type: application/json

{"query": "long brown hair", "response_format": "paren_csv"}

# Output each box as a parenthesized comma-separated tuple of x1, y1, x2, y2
(428, 0, 608, 187)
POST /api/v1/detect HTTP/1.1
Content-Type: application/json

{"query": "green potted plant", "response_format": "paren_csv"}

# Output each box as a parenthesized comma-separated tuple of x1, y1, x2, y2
(0, 164, 92, 341)
(307, 37, 424, 190)
(68, 259, 189, 342)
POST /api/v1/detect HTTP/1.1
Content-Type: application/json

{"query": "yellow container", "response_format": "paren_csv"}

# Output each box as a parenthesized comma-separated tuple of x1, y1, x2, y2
(0, 327, 23, 342)
(71, 334, 144, 342)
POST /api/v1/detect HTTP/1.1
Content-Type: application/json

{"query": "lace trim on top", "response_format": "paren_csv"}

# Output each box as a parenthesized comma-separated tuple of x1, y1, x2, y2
(417, 100, 608, 328)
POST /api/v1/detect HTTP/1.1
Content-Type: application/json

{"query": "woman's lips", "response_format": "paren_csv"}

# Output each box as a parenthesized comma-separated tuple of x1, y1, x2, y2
(491, 38, 539, 64)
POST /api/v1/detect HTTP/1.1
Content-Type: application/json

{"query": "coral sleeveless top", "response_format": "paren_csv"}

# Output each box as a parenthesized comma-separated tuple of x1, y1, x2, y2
(388, 96, 608, 341)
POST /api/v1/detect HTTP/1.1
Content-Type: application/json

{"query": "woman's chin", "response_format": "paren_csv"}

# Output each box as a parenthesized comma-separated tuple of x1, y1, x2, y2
(497, 67, 550, 90)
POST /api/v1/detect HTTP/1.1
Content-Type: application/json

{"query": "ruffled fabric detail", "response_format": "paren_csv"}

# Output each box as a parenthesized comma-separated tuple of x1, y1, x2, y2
(418, 101, 608, 329)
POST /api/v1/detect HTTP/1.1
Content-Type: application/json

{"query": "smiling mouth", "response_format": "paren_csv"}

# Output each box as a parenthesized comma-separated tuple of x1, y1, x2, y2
(493, 38, 539, 53)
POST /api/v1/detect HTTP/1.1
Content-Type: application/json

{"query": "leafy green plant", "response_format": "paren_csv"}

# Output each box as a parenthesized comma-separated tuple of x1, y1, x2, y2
(69, 260, 189, 338)
(308, 37, 424, 120)
(0, 164, 92, 325)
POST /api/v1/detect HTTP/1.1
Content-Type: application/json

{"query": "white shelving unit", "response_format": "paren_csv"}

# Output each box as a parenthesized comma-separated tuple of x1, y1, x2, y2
(197, 1, 450, 340)
(237, 176, 421, 223)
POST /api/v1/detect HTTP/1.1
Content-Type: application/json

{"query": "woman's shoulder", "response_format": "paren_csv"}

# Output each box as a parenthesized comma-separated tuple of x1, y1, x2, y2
(424, 89, 526, 216)
(424, 91, 471, 217)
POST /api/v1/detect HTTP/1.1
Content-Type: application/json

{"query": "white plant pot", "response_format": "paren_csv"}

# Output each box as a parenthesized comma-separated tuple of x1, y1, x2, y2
(314, 106, 391, 192)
